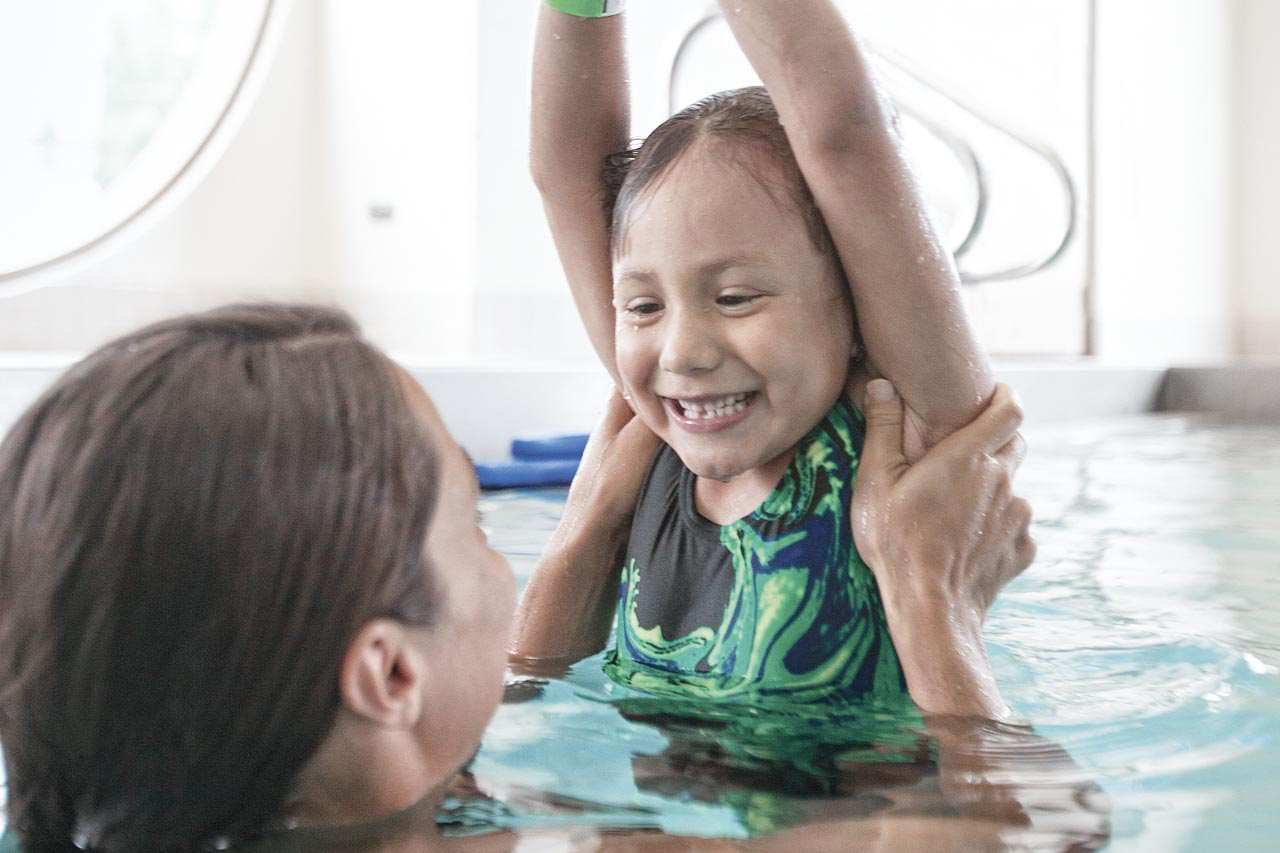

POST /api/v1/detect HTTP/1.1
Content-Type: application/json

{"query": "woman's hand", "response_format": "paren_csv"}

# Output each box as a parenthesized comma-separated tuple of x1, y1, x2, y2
(852, 379, 1034, 718)
(510, 390, 660, 665)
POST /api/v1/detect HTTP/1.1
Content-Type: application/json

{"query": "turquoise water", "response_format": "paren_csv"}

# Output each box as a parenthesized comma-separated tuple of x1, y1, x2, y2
(464, 415, 1280, 851)
(0, 415, 1275, 850)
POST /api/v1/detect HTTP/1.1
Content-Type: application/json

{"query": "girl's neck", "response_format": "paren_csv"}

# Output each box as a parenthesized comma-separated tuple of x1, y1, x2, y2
(694, 446, 797, 525)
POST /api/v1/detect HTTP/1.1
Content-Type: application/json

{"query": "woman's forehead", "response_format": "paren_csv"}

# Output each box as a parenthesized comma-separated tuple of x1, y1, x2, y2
(393, 368, 472, 486)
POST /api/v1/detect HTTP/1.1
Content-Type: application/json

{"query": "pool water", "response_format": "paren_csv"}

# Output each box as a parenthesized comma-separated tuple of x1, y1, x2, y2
(461, 415, 1280, 851)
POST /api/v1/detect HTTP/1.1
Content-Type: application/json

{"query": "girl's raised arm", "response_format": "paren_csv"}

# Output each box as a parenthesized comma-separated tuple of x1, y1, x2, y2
(715, 0, 994, 450)
(530, 3, 629, 383)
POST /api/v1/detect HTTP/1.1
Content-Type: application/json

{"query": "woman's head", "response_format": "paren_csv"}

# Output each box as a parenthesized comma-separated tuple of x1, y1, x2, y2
(0, 304, 513, 851)
(604, 87, 859, 482)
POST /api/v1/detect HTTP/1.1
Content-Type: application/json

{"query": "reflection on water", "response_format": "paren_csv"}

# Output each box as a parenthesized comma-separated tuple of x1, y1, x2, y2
(462, 415, 1280, 852)
(6, 416, 1275, 852)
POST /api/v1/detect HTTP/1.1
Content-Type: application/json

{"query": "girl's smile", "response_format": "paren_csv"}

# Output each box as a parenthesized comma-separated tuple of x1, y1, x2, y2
(662, 390, 758, 433)
(613, 143, 855, 489)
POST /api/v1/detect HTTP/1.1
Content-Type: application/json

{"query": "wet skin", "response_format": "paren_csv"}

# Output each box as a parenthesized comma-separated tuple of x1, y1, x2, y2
(612, 143, 856, 523)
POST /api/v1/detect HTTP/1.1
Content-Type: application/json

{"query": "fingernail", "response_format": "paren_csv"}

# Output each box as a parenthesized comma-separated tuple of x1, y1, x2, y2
(867, 379, 896, 402)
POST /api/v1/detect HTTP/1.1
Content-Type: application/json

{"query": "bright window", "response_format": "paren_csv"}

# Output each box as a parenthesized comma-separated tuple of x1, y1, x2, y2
(0, 0, 275, 284)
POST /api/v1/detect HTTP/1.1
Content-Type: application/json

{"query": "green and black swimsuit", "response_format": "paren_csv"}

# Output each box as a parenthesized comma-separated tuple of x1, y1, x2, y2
(604, 397, 908, 705)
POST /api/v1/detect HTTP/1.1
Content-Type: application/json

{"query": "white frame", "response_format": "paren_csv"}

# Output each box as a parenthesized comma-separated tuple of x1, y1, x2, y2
(0, 0, 293, 296)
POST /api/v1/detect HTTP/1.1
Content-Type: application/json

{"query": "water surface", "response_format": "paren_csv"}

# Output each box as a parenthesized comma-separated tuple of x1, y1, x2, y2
(468, 415, 1280, 851)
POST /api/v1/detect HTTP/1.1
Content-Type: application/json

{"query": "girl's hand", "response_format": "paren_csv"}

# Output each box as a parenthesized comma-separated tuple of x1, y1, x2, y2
(563, 389, 661, 522)
(510, 390, 659, 664)
(851, 379, 1034, 718)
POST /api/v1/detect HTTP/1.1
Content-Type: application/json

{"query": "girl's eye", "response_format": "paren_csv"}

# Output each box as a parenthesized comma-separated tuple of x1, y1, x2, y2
(717, 293, 760, 308)
(624, 301, 662, 316)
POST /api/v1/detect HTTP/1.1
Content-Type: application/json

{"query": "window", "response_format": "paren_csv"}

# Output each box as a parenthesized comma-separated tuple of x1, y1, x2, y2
(0, 0, 279, 289)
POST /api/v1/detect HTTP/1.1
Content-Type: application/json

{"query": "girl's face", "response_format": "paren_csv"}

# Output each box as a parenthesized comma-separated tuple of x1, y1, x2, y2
(613, 148, 854, 483)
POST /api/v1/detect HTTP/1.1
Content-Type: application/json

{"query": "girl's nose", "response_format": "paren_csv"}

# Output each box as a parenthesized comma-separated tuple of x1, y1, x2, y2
(658, 308, 722, 375)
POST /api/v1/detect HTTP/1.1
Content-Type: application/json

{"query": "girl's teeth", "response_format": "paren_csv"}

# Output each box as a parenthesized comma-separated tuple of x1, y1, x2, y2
(678, 393, 749, 418)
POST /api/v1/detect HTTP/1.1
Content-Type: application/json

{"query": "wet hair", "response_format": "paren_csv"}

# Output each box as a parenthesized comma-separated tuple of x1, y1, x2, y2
(603, 86, 838, 260)
(0, 304, 440, 853)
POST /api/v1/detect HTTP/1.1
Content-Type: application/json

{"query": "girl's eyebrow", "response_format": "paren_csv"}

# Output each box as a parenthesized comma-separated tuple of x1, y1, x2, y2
(617, 256, 770, 286)
(702, 257, 770, 278)
(614, 268, 657, 288)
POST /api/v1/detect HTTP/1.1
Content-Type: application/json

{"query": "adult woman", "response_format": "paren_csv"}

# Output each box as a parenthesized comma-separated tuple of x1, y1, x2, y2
(0, 304, 1062, 851)
(0, 305, 521, 850)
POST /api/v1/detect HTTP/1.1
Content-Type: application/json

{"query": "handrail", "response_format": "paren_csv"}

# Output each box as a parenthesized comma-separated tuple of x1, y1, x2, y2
(891, 98, 988, 263)
(666, 7, 1077, 285)
(869, 42, 1078, 283)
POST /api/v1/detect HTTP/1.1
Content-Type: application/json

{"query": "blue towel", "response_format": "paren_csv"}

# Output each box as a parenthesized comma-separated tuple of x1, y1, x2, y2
(511, 433, 590, 461)
(475, 458, 580, 490)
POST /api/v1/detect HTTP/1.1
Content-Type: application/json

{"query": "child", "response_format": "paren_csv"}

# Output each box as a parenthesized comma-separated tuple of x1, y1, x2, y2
(526, 0, 993, 704)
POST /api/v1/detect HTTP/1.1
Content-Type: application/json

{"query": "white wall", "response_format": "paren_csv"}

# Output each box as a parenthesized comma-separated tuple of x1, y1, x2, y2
(0, 0, 318, 350)
(310, 0, 479, 361)
(469, 2, 597, 365)
(1, 0, 1271, 365)
(468, 0, 1092, 358)
(1092, 0, 1234, 364)
(1233, 0, 1280, 360)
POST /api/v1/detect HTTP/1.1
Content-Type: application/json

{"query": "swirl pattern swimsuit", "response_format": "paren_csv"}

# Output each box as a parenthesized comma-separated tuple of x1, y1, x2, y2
(604, 398, 908, 705)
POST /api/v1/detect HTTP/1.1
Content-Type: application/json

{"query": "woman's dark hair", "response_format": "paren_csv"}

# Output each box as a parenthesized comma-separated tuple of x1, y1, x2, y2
(0, 304, 440, 852)
(603, 86, 838, 259)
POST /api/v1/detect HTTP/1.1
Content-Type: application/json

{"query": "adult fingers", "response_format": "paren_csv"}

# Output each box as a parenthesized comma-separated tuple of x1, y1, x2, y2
(858, 379, 910, 491)
(948, 383, 1024, 456)
(1002, 497, 1036, 588)
(579, 387, 658, 478)
(568, 390, 660, 515)
(598, 386, 637, 435)
(994, 431, 1028, 475)
(614, 408, 661, 459)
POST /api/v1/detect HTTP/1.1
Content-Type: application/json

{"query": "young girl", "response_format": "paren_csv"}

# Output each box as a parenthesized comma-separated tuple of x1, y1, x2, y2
(521, 0, 995, 705)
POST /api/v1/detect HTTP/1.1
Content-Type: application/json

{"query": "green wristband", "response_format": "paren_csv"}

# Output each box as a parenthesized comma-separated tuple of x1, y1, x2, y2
(543, 0, 625, 17)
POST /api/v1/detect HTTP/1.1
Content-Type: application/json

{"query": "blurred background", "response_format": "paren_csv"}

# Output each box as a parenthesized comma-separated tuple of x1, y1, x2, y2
(0, 0, 1276, 367)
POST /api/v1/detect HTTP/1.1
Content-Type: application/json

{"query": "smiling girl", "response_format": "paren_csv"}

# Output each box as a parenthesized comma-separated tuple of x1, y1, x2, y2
(521, 0, 996, 705)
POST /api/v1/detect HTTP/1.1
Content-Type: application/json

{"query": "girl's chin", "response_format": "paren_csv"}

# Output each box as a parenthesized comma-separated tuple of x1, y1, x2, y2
(672, 435, 801, 485)
(674, 448, 755, 483)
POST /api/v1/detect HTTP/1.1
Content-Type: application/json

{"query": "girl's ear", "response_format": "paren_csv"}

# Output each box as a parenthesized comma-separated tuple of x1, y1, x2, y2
(338, 619, 429, 730)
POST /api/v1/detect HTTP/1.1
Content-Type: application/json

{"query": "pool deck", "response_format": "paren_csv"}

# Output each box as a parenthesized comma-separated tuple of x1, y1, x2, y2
(1, 356, 1277, 458)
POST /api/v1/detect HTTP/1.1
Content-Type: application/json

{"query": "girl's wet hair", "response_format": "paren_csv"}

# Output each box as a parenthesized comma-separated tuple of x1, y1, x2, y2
(603, 86, 839, 259)
(0, 304, 439, 852)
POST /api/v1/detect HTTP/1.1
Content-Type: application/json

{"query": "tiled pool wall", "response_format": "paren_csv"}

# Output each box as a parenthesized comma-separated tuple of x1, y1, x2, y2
(0, 357, 1276, 459)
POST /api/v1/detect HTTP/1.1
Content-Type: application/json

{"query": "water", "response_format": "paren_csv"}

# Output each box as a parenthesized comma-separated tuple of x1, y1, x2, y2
(467, 414, 1280, 851)
(0, 414, 1274, 850)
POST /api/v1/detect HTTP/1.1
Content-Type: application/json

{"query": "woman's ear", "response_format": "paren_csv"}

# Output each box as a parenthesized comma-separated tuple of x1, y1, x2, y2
(338, 619, 429, 730)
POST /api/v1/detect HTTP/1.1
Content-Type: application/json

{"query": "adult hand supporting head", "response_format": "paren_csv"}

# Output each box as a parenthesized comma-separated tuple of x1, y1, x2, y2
(852, 379, 1035, 720)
